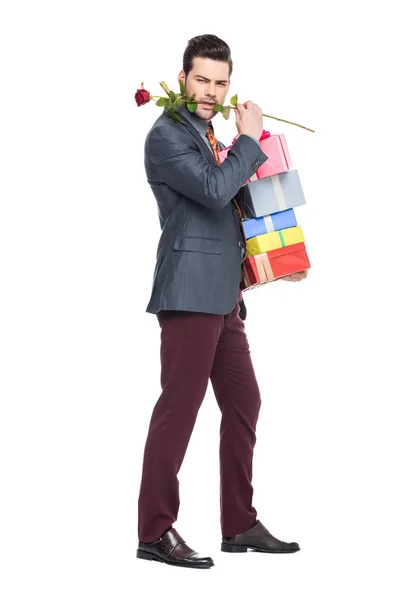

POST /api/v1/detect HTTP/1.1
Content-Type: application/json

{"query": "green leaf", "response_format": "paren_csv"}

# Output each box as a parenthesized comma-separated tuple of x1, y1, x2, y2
(166, 109, 181, 123)
(159, 81, 170, 96)
(213, 104, 224, 113)
(176, 97, 185, 107)
(222, 106, 231, 120)
(155, 97, 168, 106)
(179, 80, 185, 96)
(187, 102, 197, 113)
(169, 90, 177, 102)
(230, 94, 238, 107)
(190, 93, 196, 101)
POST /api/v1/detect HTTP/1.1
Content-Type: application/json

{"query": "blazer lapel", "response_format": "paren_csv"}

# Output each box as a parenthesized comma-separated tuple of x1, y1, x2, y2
(162, 109, 247, 215)
(164, 107, 219, 166)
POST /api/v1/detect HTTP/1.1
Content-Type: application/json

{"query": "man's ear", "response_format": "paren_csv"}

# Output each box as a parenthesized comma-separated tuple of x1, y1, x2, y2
(177, 70, 185, 83)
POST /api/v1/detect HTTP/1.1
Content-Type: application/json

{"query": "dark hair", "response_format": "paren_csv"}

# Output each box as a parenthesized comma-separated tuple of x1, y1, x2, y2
(182, 34, 233, 78)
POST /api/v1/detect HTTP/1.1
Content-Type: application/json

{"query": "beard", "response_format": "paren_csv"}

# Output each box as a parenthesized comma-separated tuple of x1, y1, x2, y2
(184, 84, 216, 120)
(195, 104, 216, 120)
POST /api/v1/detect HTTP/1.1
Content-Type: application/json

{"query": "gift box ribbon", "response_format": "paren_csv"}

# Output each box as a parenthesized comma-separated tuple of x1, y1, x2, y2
(254, 253, 274, 281)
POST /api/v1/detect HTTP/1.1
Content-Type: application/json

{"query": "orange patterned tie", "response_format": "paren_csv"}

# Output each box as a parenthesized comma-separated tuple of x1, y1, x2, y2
(205, 125, 248, 261)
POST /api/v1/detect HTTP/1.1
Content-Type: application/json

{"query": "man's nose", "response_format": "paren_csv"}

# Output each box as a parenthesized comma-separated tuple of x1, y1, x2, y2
(205, 82, 217, 96)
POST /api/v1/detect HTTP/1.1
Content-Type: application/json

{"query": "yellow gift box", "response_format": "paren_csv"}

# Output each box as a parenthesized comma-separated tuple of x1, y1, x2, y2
(246, 225, 305, 257)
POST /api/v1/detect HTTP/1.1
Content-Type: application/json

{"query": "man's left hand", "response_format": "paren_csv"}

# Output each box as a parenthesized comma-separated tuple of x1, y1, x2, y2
(280, 270, 309, 282)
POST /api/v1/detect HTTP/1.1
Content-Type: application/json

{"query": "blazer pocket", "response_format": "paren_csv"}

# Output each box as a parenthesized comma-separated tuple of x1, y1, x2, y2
(174, 236, 222, 255)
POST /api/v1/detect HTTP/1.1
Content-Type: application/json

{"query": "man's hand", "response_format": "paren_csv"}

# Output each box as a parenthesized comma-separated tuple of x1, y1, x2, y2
(280, 270, 308, 282)
(235, 101, 263, 141)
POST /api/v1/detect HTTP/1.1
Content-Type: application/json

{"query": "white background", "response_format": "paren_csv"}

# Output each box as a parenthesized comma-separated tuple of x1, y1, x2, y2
(1, 1, 400, 598)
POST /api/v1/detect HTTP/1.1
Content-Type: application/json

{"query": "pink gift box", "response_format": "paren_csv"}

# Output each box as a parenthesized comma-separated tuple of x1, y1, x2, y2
(218, 131, 293, 183)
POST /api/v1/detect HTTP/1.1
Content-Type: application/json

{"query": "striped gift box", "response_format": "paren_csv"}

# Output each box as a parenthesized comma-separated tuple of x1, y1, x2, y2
(218, 133, 292, 182)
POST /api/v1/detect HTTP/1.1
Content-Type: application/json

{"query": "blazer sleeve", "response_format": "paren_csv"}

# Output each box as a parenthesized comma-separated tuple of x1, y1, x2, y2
(146, 124, 268, 211)
(235, 183, 257, 220)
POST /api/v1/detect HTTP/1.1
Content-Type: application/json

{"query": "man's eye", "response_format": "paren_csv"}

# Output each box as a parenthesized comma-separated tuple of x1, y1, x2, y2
(196, 79, 226, 85)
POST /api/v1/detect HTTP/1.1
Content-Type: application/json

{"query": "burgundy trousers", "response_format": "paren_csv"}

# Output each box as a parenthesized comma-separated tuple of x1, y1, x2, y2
(137, 290, 262, 543)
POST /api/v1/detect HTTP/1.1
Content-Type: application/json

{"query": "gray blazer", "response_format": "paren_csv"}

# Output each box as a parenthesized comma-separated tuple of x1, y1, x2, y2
(144, 105, 269, 316)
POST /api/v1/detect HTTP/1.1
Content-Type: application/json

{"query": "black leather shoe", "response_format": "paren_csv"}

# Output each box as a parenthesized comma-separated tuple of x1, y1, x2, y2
(221, 520, 300, 553)
(137, 527, 214, 568)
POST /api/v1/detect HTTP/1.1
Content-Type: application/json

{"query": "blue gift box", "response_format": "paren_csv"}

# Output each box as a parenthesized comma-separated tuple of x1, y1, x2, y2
(246, 169, 306, 217)
(242, 209, 298, 240)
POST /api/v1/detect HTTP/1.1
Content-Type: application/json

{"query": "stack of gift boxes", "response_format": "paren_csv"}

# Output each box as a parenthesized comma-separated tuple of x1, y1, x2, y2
(219, 130, 311, 291)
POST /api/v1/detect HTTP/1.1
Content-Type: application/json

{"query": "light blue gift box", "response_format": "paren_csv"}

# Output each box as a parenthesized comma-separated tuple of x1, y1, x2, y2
(242, 209, 298, 240)
(246, 169, 306, 217)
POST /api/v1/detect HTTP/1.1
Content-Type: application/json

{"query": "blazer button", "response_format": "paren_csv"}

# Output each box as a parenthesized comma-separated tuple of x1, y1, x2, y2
(238, 241, 243, 247)
(233, 209, 238, 215)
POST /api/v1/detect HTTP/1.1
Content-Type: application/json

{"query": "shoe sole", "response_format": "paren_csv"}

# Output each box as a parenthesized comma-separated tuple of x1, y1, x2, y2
(137, 549, 214, 568)
(221, 543, 300, 553)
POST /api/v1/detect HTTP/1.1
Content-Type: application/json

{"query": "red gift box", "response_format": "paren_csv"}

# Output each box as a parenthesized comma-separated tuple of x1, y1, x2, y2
(241, 242, 310, 291)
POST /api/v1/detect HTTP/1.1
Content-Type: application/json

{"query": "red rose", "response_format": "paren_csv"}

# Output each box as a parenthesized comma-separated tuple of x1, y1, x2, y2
(135, 88, 151, 106)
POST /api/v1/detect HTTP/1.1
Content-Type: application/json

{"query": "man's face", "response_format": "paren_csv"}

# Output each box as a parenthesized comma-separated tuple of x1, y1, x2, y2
(178, 57, 230, 122)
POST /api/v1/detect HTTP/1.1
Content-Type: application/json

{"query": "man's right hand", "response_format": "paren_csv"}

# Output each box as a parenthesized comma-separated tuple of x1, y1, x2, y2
(235, 101, 263, 141)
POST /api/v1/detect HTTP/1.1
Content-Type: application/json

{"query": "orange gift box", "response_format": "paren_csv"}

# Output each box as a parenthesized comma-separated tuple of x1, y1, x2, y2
(241, 242, 310, 291)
